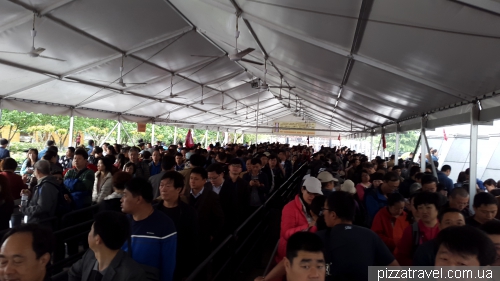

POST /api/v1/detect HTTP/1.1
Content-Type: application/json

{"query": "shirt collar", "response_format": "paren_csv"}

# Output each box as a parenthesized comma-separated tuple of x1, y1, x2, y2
(212, 180, 224, 194)
(191, 186, 204, 198)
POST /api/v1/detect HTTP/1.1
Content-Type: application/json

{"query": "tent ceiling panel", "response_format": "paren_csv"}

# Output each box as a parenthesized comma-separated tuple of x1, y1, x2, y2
(177, 58, 242, 85)
(0, 17, 117, 74)
(0, 1, 28, 28)
(52, 0, 190, 51)
(131, 78, 199, 100)
(16, 0, 68, 11)
(170, 108, 205, 120)
(126, 101, 181, 118)
(345, 62, 465, 119)
(357, 17, 500, 97)
(82, 93, 150, 113)
(9, 80, 115, 106)
(0, 64, 49, 96)
(237, 0, 361, 50)
(207, 72, 253, 92)
(67, 56, 170, 88)
(341, 89, 405, 120)
(131, 31, 226, 72)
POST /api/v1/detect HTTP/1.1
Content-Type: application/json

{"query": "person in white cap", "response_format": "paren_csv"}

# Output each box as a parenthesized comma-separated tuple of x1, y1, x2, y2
(275, 177, 322, 264)
(339, 179, 356, 195)
(257, 177, 323, 281)
(317, 171, 338, 197)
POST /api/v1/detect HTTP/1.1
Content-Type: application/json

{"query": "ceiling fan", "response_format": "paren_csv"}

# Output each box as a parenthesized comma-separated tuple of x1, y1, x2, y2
(192, 15, 263, 65)
(0, 14, 65, 62)
(199, 85, 219, 105)
(88, 55, 148, 88)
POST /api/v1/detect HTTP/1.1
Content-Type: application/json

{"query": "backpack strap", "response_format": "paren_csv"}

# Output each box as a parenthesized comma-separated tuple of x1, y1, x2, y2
(411, 221, 420, 255)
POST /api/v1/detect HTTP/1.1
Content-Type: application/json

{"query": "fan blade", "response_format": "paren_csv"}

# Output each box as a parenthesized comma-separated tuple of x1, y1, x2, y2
(38, 55, 65, 62)
(200, 102, 220, 105)
(240, 58, 263, 65)
(235, 48, 255, 58)
(191, 55, 219, 58)
(34, 47, 45, 54)
(123, 82, 147, 85)
(0, 51, 29, 55)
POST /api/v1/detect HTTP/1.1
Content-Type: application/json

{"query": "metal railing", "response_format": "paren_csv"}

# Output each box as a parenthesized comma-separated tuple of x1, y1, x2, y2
(186, 163, 309, 281)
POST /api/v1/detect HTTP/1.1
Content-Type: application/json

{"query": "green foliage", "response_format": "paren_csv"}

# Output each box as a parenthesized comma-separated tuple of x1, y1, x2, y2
(371, 131, 420, 155)
(8, 142, 44, 153)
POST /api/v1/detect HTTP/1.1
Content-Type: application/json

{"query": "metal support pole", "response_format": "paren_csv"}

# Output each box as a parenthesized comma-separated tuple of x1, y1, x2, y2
(117, 120, 121, 144)
(151, 124, 155, 144)
(256, 91, 260, 143)
(68, 109, 74, 148)
(420, 119, 426, 172)
(395, 124, 400, 162)
(422, 128, 438, 179)
(101, 122, 119, 146)
(204, 130, 208, 148)
(376, 137, 381, 157)
(370, 133, 373, 160)
(469, 102, 480, 214)
(173, 126, 177, 144)
(412, 133, 422, 165)
(216, 131, 220, 143)
(121, 121, 133, 144)
(233, 130, 237, 143)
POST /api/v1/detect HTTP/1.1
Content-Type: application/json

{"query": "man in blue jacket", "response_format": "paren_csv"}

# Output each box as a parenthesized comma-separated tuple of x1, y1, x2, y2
(364, 172, 400, 227)
(121, 177, 177, 281)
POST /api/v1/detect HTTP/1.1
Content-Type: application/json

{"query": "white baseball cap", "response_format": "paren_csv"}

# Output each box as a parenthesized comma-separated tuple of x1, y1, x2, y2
(303, 177, 323, 195)
(339, 179, 356, 194)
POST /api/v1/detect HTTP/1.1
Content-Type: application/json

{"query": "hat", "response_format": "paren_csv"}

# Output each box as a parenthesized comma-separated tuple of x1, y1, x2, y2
(339, 180, 356, 194)
(317, 171, 338, 183)
(303, 177, 323, 195)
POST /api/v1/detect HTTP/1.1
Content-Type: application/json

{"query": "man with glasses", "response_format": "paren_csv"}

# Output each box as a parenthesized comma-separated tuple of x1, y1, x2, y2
(206, 161, 250, 232)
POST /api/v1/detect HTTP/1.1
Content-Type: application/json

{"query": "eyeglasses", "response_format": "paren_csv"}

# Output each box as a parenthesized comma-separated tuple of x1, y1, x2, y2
(321, 207, 330, 212)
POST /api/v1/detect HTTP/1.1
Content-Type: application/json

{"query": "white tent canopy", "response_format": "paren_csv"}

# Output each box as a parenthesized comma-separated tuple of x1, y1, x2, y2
(0, 0, 500, 135)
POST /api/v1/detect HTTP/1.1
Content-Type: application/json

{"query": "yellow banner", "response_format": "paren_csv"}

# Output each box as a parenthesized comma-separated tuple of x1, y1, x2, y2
(273, 122, 316, 136)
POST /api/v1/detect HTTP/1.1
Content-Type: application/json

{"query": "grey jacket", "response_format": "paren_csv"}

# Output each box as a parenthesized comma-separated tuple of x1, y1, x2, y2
(149, 170, 166, 199)
(69, 249, 146, 281)
(21, 176, 59, 224)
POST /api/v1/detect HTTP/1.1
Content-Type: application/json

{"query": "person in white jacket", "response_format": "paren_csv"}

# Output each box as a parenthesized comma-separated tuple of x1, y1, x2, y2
(92, 157, 114, 203)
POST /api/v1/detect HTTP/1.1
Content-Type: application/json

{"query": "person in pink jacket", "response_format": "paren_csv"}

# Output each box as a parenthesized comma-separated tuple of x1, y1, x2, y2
(275, 176, 323, 264)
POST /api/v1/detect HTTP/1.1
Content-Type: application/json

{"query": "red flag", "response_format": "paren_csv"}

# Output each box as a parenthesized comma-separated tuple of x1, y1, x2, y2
(443, 129, 448, 141)
(382, 133, 387, 149)
(185, 129, 194, 148)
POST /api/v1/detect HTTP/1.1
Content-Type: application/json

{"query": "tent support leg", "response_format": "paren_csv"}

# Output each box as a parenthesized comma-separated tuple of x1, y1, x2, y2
(469, 101, 480, 214)
(68, 109, 74, 147)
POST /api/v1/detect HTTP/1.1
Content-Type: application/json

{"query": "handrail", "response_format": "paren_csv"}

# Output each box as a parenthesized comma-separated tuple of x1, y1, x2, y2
(185, 162, 309, 281)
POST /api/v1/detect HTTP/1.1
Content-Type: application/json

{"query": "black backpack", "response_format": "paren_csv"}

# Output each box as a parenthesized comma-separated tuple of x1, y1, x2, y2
(45, 181, 73, 217)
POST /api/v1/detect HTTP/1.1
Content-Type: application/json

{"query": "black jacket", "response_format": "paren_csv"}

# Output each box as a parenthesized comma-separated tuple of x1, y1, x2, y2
(242, 172, 270, 204)
(217, 177, 251, 232)
(155, 200, 200, 280)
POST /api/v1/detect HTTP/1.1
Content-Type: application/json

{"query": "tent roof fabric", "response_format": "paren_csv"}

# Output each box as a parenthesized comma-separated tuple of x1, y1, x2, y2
(0, 0, 499, 134)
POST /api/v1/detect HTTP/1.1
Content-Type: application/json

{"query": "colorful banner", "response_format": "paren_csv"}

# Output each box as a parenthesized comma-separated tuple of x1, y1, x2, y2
(273, 122, 316, 136)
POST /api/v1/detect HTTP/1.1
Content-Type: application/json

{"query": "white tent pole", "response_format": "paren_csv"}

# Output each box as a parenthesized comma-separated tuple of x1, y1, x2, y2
(370, 133, 373, 160)
(469, 101, 480, 214)
(68, 108, 74, 148)
(420, 119, 426, 173)
(204, 130, 208, 148)
(173, 126, 177, 144)
(151, 124, 155, 144)
(121, 121, 133, 144)
(256, 91, 260, 143)
(233, 130, 237, 143)
(117, 120, 121, 144)
(395, 124, 400, 163)
(100, 122, 119, 146)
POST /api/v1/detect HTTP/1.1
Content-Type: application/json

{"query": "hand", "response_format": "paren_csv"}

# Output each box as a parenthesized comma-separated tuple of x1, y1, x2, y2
(254, 277, 266, 281)
(308, 219, 317, 228)
(26, 169, 34, 174)
(22, 174, 29, 183)
(64, 194, 72, 203)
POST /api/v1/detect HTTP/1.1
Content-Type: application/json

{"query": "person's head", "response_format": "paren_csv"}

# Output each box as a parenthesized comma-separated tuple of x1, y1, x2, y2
(128, 147, 140, 163)
(268, 154, 278, 168)
(484, 178, 497, 192)
(0, 138, 8, 147)
(323, 191, 355, 227)
(41, 150, 57, 164)
(151, 150, 161, 164)
(441, 165, 451, 176)
(46, 140, 55, 147)
(260, 154, 269, 166)
(1, 158, 17, 172)
(112, 171, 133, 192)
(284, 232, 325, 281)
(0, 224, 54, 281)
(361, 169, 370, 183)
(448, 187, 469, 211)
(27, 149, 38, 163)
(33, 160, 50, 179)
(88, 139, 94, 147)
(206, 163, 225, 187)
(370, 172, 384, 188)
(228, 158, 242, 176)
(278, 150, 287, 161)
(438, 208, 465, 230)
(421, 174, 438, 193)
(120, 178, 154, 214)
(301, 177, 323, 205)
(89, 211, 130, 253)
(73, 149, 88, 170)
(414, 191, 440, 224)
(66, 147, 75, 159)
(215, 152, 227, 163)
(473, 192, 498, 225)
(190, 167, 207, 191)
(123, 162, 136, 175)
(435, 226, 496, 266)
(457, 171, 467, 183)
(188, 154, 206, 168)
(161, 155, 176, 171)
(380, 172, 400, 195)
(159, 171, 184, 202)
(387, 193, 405, 217)
(338, 180, 356, 195)
(408, 166, 421, 180)
(481, 220, 500, 266)
(245, 158, 253, 171)
(93, 146, 103, 157)
(175, 153, 184, 165)
(97, 157, 113, 174)
(392, 165, 401, 177)
(317, 171, 336, 191)
(250, 158, 262, 174)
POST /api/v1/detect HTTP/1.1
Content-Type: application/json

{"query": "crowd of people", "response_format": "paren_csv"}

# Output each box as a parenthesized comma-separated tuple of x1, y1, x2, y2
(1, 139, 500, 281)
(0, 139, 305, 281)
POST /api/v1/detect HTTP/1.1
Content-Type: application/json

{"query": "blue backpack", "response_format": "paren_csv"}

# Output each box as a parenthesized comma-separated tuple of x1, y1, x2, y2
(64, 169, 89, 210)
